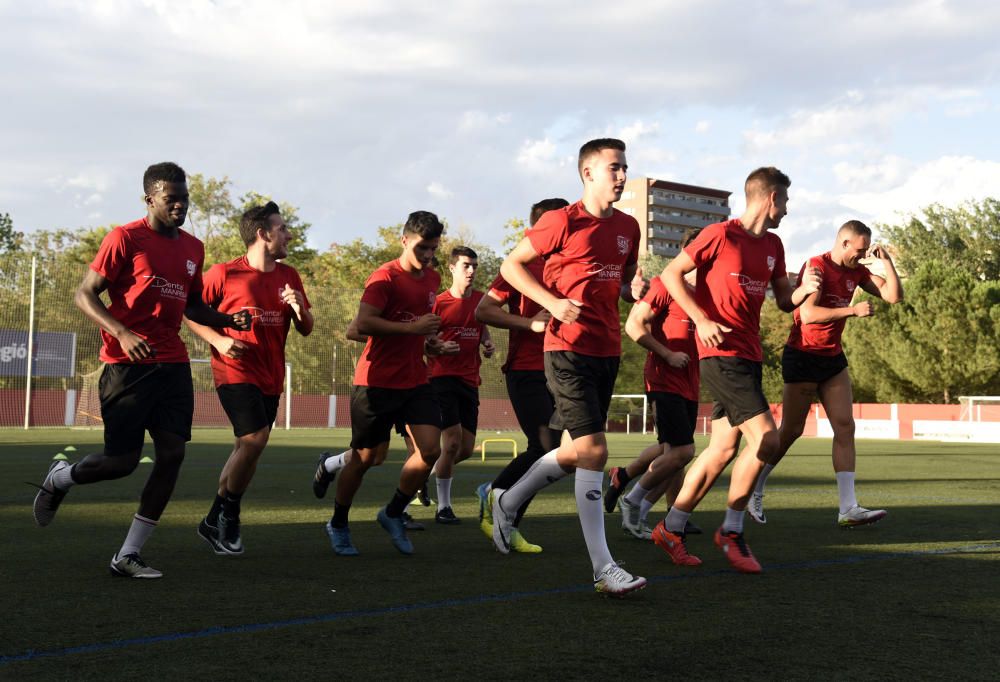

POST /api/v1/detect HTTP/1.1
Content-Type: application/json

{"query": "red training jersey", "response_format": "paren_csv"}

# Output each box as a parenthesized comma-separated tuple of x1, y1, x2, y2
(353, 259, 441, 389)
(684, 219, 786, 362)
(427, 289, 486, 387)
(527, 201, 640, 357)
(488, 260, 547, 373)
(89, 217, 204, 364)
(201, 256, 310, 395)
(641, 277, 700, 402)
(786, 252, 871, 356)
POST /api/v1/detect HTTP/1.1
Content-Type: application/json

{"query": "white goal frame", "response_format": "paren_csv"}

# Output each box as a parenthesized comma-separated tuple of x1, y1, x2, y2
(958, 396, 1000, 423)
(608, 393, 649, 435)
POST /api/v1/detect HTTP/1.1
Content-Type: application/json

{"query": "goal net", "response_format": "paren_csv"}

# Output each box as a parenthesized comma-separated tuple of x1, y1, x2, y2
(607, 394, 650, 434)
(958, 396, 1000, 423)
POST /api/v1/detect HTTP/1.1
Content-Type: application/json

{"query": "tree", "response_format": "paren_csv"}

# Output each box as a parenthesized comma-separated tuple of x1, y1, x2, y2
(0, 212, 23, 253)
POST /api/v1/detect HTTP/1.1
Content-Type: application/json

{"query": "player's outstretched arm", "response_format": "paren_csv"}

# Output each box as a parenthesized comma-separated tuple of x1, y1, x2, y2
(662, 253, 729, 348)
(625, 300, 688, 368)
(501, 238, 579, 324)
(355, 302, 440, 337)
(75, 268, 154, 361)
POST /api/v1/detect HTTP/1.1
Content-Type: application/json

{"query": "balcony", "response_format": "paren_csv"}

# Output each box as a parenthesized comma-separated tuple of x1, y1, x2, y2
(648, 212, 714, 230)
(648, 241, 681, 257)
(648, 225, 686, 241)
(650, 193, 730, 217)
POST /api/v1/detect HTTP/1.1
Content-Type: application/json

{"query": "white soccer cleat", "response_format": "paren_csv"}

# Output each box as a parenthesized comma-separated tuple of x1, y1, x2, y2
(32, 460, 72, 527)
(109, 552, 163, 579)
(747, 491, 767, 524)
(620, 497, 644, 539)
(491, 491, 514, 555)
(594, 562, 647, 596)
(637, 521, 654, 541)
(838, 505, 888, 528)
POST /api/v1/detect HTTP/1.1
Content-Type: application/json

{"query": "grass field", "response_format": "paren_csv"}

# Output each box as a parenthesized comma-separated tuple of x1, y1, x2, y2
(1, 428, 998, 680)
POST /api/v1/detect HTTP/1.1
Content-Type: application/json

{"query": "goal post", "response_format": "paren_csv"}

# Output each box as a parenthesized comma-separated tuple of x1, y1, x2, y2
(958, 396, 1000, 423)
(607, 394, 649, 435)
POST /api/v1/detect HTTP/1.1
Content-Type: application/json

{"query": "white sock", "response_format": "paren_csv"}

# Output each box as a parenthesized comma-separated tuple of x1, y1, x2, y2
(722, 506, 745, 534)
(436, 476, 453, 510)
(575, 468, 614, 574)
(755, 463, 775, 495)
(639, 498, 654, 522)
(624, 482, 649, 507)
(52, 463, 76, 490)
(497, 450, 568, 514)
(323, 450, 350, 474)
(118, 514, 158, 557)
(836, 471, 858, 514)
(665, 507, 690, 533)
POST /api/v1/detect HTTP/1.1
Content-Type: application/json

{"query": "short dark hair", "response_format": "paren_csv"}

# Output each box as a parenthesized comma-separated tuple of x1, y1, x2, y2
(403, 211, 444, 239)
(578, 138, 626, 179)
(744, 166, 791, 201)
(239, 201, 282, 246)
(449, 246, 478, 265)
(143, 162, 187, 195)
(838, 220, 872, 238)
(680, 228, 703, 249)
(529, 198, 570, 226)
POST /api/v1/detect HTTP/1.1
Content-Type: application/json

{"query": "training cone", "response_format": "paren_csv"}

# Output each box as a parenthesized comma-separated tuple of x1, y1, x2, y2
(64, 446, 77, 452)
(139, 456, 154, 464)
(52, 453, 68, 461)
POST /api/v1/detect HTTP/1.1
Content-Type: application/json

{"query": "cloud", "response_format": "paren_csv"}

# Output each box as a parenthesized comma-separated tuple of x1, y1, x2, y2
(426, 182, 453, 200)
(694, 120, 711, 134)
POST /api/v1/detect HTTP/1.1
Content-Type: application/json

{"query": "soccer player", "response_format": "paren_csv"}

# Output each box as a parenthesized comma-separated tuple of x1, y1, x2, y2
(31, 162, 251, 578)
(188, 201, 314, 555)
(426, 246, 495, 524)
(654, 166, 821, 573)
(492, 138, 649, 596)
(749, 220, 903, 527)
(325, 211, 447, 556)
(474, 197, 568, 553)
(614, 230, 704, 542)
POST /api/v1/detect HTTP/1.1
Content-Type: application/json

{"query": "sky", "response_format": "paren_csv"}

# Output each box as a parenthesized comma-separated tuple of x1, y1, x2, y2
(2, 0, 999, 270)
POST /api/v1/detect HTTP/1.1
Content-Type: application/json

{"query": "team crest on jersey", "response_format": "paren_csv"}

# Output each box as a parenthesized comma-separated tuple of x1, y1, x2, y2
(846, 280, 855, 292)
(766, 256, 776, 272)
(186, 260, 196, 277)
(428, 292, 436, 308)
(617, 236, 630, 255)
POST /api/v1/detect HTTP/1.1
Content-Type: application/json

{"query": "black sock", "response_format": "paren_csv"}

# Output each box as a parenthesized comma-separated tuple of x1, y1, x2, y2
(331, 502, 351, 528)
(223, 492, 243, 520)
(207, 494, 225, 524)
(614, 468, 632, 489)
(385, 488, 413, 518)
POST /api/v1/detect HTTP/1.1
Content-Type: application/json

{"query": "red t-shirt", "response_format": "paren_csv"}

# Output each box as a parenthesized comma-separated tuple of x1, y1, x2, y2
(427, 289, 486, 387)
(89, 218, 204, 364)
(786, 252, 872, 356)
(201, 256, 310, 395)
(488, 260, 547, 373)
(527, 201, 640, 357)
(684, 219, 786, 362)
(641, 277, 700, 401)
(353, 259, 441, 389)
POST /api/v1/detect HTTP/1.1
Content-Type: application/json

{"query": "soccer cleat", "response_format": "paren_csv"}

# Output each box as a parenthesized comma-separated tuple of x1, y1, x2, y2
(414, 483, 432, 507)
(109, 552, 163, 579)
(684, 519, 703, 535)
(620, 496, 643, 539)
(651, 522, 702, 566)
(435, 506, 460, 525)
(217, 512, 244, 555)
(491, 491, 514, 555)
(32, 460, 72, 527)
(593, 562, 647, 596)
(325, 521, 359, 556)
(312, 452, 337, 499)
(747, 491, 767, 524)
(637, 521, 654, 541)
(509, 528, 542, 553)
(838, 505, 888, 528)
(714, 528, 762, 574)
(479, 486, 495, 540)
(604, 466, 627, 513)
(197, 517, 227, 555)
(377, 507, 414, 555)
(402, 511, 425, 531)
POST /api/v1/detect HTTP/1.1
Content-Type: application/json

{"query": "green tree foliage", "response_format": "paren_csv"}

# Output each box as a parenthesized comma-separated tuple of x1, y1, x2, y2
(0, 213, 23, 253)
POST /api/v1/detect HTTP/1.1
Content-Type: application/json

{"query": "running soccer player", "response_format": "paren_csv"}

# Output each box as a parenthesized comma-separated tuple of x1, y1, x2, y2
(426, 246, 495, 524)
(615, 230, 703, 542)
(325, 211, 447, 556)
(31, 162, 251, 578)
(474, 197, 568, 553)
(492, 138, 649, 596)
(655, 166, 821, 573)
(188, 201, 313, 555)
(749, 220, 903, 527)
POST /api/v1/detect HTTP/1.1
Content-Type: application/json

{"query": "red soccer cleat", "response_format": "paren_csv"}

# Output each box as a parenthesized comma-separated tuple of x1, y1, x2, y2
(714, 528, 762, 574)
(652, 521, 702, 566)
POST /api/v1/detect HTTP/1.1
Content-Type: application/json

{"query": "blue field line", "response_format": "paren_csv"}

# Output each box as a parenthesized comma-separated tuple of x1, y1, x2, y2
(2, 541, 997, 666)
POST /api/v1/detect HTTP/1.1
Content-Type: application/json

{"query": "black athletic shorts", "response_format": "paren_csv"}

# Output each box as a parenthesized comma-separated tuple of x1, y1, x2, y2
(648, 391, 698, 446)
(99, 362, 193, 455)
(350, 383, 441, 450)
(430, 375, 480, 433)
(217, 383, 280, 437)
(544, 350, 619, 440)
(700, 356, 770, 427)
(782, 345, 849, 385)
